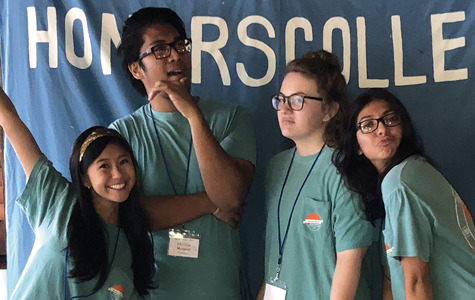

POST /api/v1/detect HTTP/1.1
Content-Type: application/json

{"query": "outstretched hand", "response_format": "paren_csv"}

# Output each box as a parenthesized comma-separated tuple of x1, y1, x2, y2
(148, 77, 200, 120)
(213, 204, 246, 229)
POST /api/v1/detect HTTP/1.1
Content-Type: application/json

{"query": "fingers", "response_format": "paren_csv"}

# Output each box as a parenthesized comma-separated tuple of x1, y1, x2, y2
(229, 219, 239, 230)
(236, 206, 245, 216)
(213, 208, 243, 229)
(148, 81, 169, 101)
(233, 211, 243, 224)
(148, 79, 188, 101)
(179, 77, 188, 85)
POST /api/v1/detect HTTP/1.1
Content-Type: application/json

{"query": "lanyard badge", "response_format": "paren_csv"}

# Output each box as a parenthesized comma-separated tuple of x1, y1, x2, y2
(168, 229, 201, 258)
(265, 265, 288, 300)
(264, 277, 287, 300)
(150, 106, 200, 258)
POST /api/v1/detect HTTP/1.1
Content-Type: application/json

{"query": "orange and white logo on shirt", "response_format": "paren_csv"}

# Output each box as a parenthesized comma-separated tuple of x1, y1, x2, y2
(303, 212, 323, 231)
(462, 200, 473, 223)
(108, 285, 124, 300)
(385, 243, 393, 256)
(453, 188, 475, 252)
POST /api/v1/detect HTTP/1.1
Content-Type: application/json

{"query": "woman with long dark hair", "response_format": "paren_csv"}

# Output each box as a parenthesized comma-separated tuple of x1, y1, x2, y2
(0, 88, 154, 299)
(333, 88, 475, 299)
(258, 50, 376, 300)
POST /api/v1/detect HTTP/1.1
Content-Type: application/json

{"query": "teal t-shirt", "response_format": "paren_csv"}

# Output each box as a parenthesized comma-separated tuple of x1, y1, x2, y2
(382, 156, 475, 300)
(264, 147, 375, 300)
(110, 98, 256, 300)
(12, 155, 143, 300)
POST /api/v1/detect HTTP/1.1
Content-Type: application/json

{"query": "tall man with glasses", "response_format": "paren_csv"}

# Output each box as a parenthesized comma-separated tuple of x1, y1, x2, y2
(110, 7, 256, 300)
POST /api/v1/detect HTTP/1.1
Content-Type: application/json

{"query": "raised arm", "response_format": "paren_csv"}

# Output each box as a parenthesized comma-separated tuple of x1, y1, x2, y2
(188, 115, 255, 211)
(0, 89, 41, 177)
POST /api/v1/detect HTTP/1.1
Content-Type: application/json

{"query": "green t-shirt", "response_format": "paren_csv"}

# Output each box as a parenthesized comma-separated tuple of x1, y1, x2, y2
(110, 98, 256, 300)
(264, 147, 375, 300)
(13, 155, 142, 300)
(382, 156, 475, 300)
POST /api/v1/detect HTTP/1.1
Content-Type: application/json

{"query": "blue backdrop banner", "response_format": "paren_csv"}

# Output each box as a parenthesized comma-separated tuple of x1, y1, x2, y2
(1, 0, 474, 297)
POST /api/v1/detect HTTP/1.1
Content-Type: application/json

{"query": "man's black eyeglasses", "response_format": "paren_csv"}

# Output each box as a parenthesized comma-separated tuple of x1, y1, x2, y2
(138, 39, 192, 61)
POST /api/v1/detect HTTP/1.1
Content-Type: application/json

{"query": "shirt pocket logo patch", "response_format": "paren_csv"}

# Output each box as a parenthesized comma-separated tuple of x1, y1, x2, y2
(108, 284, 124, 300)
(303, 212, 323, 231)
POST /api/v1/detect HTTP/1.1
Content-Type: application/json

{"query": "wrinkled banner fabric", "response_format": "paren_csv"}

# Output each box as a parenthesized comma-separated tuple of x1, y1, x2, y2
(1, 0, 474, 298)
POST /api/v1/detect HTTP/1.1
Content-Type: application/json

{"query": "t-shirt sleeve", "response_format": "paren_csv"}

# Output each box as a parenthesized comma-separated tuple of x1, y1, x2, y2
(333, 182, 373, 252)
(16, 155, 76, 232)
(219, 106, 257, 165)
(109, 119, 127, 139)
(384, 183, 432, 262)
(109, 121, 119, 131)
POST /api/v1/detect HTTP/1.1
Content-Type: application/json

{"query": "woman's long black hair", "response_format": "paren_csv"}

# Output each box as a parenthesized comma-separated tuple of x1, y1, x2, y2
(332, 89, 429, 224)
(67, 126, 154, 296)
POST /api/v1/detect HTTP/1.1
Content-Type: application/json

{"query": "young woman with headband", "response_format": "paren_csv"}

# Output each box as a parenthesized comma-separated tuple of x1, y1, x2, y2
(0, 88, 155, 299)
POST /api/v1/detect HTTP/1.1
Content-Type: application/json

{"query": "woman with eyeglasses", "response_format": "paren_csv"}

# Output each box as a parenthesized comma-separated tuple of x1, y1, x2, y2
(257, 50, 377, 300)
(333, 88, 475, 300)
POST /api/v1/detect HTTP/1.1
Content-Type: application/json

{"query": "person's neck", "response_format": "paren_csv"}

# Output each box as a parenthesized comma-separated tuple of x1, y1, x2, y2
(294, 137, 326, 157)
(375, 160, 389, 175)
(149, 93, 199, 113)
(93, 200, 119, 226)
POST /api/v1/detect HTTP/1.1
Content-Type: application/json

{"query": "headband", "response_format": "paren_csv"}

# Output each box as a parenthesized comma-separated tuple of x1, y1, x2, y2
(79, 129, 121, 162)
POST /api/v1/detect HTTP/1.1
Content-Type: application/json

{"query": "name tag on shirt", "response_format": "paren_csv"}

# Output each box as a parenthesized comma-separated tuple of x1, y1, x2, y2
(264, 277, 287, 300)
(168, 229, 200, 258)
(264, 283, 287, 300)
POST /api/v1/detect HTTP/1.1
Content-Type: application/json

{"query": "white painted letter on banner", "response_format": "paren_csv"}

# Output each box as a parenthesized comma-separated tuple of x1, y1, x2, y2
(323, 17, 351, 83)
(65, 8, 93, 69)
(236, 16, 276, 87)
(356, 16, 389, 88)
(431, 11, 467, 82)
(392, 15, 427, 86)
(100, 13, 121, 75)
(285, 17, 313, 64)
(27, 7, 58, 68)
(191, 16, 231, 85)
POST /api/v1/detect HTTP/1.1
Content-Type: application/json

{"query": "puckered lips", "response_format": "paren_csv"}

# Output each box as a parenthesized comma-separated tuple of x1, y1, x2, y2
(377, 137, 394, 147)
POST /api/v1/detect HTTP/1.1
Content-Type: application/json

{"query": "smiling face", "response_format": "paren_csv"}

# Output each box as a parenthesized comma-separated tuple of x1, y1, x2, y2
(128, 23, 191, 94)
(356, 99, 403, 173)
(277, 72, 333, 149)
(82, 143, 136, 213)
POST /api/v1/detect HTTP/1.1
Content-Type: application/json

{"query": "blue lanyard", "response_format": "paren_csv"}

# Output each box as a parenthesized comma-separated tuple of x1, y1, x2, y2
(150, 105, 193, 196)
(275, 143, 326, 280)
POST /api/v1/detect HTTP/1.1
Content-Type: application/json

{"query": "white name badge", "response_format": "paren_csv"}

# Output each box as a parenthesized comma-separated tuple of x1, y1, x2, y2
(168, 229, 200, 258)
(264, 283, 287, 300)
(264, 277, 287, 300)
